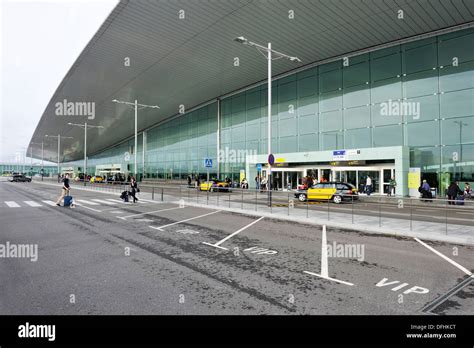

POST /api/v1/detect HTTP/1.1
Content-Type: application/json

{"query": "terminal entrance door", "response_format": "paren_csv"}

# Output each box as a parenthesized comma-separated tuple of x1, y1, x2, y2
(333, 170, 357, 187)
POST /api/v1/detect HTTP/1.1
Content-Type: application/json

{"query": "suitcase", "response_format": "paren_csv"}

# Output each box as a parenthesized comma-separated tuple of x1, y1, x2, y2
(455, 195, 465, 206)
(64, 196, 73, 207)
(120, 190, 129, 202)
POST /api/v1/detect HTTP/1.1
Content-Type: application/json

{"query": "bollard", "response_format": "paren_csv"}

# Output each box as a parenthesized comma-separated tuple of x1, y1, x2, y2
(161, 188, 163, 202)
(152, 187, 154, 200)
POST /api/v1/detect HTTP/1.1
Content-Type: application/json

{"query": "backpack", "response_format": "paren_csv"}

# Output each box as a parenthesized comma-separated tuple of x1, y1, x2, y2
(418, 186, 423, 193)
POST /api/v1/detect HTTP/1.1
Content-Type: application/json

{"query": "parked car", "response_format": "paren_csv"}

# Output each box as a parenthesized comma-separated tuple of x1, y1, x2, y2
(10, 174, 32, 182)
(294, 182, 358, 204)
(90, 175, 104, 183)
(199, 180, 231, 192)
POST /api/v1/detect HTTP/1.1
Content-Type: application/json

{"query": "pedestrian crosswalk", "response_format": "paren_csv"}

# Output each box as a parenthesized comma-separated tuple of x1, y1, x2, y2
(2, 197, 156, 208)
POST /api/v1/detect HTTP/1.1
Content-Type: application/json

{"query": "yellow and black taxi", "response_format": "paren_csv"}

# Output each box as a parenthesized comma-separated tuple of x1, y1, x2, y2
(294, 182, 358, 204)
(199, 179, 231, 192)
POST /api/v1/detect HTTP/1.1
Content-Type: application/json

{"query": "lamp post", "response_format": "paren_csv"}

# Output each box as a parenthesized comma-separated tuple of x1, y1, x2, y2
(68, 122, 103, 185)
(233, 36, 301, 205)
(112, 99, 159, 181)
(30, 142, 44, 180)
(453, 120, 468, 180)
(45, 134, 74, 182)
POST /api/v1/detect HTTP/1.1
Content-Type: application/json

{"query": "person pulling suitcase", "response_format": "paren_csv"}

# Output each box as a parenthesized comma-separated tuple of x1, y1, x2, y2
(56, 173, 71, 206)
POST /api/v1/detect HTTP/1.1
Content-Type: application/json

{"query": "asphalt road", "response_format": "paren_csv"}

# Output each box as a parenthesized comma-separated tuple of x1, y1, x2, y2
(0, 181, 473, 315)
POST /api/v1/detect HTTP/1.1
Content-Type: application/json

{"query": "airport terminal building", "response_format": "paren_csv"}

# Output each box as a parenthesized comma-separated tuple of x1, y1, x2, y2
(29, 0, 474, 196)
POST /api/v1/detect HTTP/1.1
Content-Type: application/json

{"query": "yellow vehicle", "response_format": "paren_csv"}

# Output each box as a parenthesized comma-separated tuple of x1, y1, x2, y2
(294, 182, 358, 204)
(90, 175, 104, 183)
(199, 180, 230, 192)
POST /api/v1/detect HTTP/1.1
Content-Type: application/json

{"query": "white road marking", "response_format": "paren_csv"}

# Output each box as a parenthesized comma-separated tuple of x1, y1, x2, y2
(150, 210, 220, 231)
(304, 225, 354, 286)
(74, 203, 102, 212)
(42, 200, 57, 206)
(5, 201, 20, 208)
(202, 216, 264, 251)
(110, 210, 125, 214)
(23, 201, 42, 207)
(321, 225, 328, 278)
(455, 212, 473, 215)
(137, 198, 156, 203)
(414, 237, 473, 277)
(118, 206, 183, 220)
(92, 199, 117, 205)
(76, 199, 100, 206)
(303, 271, 355, 286)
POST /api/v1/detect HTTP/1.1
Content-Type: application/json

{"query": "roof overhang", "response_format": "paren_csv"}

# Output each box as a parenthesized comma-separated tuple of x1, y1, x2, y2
(29, 0, 474, 162)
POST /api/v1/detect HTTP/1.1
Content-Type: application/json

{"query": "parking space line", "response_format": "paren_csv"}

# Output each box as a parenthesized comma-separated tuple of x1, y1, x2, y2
(303, 271, 355, 286)
(414, 237, 473, 277)
(24, 201, 42, 207)
(304, 225, 355, 286)
(92, 199, 117, 205)
(202, 216, 264, 251)
(150, 210, 220, 231)
(76, 199, 100, 206)
(5, 201, 20, 208)
(117, 206, 182, 220)
(74, 203, 102, 212)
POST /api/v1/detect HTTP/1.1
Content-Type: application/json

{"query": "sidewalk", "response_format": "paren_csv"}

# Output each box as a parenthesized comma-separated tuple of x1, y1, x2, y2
(34, 181, 474, 246)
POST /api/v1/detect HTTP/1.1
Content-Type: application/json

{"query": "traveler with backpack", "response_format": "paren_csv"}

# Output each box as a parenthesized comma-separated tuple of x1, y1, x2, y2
(447, 181, 462, 206)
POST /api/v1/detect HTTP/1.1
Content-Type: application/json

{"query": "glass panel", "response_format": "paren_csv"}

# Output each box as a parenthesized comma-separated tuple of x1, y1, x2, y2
(402, 43, 437, 74)
(320, 110, 342, 132)
(440, 89, 474, 118)
(320, 90, 342, 112)
(278, 81, 297, 102)
(298, 114, 317, 134)
(403, 69, 438, 98)
(299, 134, 318, 151)
(279, 117, 297, 137)
(320, 69, 342, 92)
(372, 125, 403, 147)
(297, 75, 317, 97)
(371, 52, 401, 82)
(439, 61, 474, 92)
(441, 116, 474, 146)
(343, 61, 369, 88)
(343, 85, 370, 108)
(406, 121, 440, 147)
(405, 94, 439, 123)
(438, 32, 474, 66)
(371, 78, 402, 103)
(344, 105, 371, 129)
(345, 128, 371, 148)
(321, 131, 343, 150)
(371, 102, 403, 126)
(298, 95, 318, 116)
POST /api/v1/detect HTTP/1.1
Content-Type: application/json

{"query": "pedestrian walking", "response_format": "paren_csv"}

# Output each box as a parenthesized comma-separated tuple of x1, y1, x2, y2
(447, 181, 462, 205)
(255, 175, 260, 190)
(387, 177, 397, 196)
(129, 176, 139, 203)
(55, 173, 71, 206)
(419, 179, 432, 202)
(365, 176, 372, 196)
(187, 175, 192, 187)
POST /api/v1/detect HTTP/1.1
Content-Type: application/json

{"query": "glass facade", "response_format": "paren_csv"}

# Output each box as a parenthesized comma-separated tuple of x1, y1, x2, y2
(65, 27, 474, 192)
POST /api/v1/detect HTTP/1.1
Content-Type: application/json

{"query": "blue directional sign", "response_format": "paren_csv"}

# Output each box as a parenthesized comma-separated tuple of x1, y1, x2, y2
(256, 163, 262, 171)
(204, 158, 213, 168)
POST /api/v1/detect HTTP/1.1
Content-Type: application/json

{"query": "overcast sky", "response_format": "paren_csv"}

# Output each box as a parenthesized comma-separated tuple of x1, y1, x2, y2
(0, 0, 118, 164)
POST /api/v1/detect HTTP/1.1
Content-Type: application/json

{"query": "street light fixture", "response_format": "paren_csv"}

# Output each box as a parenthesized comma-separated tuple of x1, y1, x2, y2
(68, 122, 104, 185)
(112, 99, 160, 180)
(45, 134, 74, 182)
(234, 36, 301, 205)
(30, 142, 44, 180)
